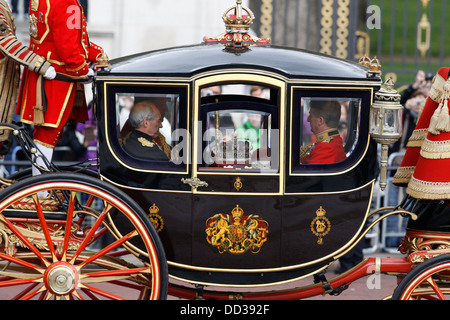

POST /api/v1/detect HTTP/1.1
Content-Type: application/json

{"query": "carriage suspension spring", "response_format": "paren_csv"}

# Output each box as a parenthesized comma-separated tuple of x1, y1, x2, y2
(313, 271, 349, 296)
(195, 284, 205, 300)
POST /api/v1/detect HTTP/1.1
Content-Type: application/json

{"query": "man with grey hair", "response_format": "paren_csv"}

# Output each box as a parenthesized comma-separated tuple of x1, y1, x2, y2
(123, 101, 171, 161)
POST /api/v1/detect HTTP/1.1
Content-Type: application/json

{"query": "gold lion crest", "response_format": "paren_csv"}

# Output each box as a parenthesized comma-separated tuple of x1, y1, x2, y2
(205, 205, 269, 254)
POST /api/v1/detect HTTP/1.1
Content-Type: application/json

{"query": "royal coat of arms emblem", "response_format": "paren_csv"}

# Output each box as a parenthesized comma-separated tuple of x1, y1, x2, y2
(205, 205, 269, 254)
(310, 206, 331, 245)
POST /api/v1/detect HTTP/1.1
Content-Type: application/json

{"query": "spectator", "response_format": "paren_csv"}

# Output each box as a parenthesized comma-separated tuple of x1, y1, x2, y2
(53, 102, 97, 169)
(10, 0, 29, 15)
(76, 102, 97, 168)
(201, 86, 222, 97)
(400, 70, 432, 105)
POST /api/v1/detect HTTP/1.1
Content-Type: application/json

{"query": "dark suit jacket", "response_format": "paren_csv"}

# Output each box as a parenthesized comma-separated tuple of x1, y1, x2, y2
(123, 130, 169, 161)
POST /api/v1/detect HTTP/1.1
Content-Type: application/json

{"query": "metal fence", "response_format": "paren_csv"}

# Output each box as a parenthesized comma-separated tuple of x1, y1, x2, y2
(250, 0, 368, 62)
(250, 0, 450, 87)
(367, 0, 449, 86)
(363, 151, 407, 254)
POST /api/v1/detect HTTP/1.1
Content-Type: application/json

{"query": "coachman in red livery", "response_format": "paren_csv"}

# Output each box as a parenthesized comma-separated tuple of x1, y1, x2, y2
(16, 0, 104, 175)
(0, 0, 53, 148)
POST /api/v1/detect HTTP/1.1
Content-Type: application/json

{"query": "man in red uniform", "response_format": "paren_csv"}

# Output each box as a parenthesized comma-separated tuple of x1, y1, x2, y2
(16, 0, 104, 176)
(0, 0, 55, 151)
(300, 100, 347, 164)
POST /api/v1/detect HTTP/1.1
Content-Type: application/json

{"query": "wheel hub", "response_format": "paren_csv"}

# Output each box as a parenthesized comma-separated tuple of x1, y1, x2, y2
(45, 263, 78, 295)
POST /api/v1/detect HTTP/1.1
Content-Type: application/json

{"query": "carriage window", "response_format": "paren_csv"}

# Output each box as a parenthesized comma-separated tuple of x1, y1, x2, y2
(202, 110, 273, 170)
(299, 97, 361, 165)
(116, 92, 182, 163)
(198, 84, 279, 173)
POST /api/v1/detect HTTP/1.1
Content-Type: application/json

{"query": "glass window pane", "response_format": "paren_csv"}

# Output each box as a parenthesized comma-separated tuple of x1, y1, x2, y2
(202, 109, 274, 171)
(116, 93, 181, 162)
(300, 97, 361, 165)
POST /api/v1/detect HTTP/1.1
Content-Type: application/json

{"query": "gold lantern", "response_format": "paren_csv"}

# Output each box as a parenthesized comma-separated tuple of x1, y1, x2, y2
(369, 78, 403, 191)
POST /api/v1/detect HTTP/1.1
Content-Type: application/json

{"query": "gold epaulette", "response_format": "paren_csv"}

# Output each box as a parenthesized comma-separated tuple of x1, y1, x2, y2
(138, 137, 155, 147)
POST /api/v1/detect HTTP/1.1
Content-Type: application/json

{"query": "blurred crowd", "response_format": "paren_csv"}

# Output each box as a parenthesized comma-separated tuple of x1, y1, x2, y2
(337, 70, 433, 273)
(9, 0, 88, 18)
(384, 70, 433, 248)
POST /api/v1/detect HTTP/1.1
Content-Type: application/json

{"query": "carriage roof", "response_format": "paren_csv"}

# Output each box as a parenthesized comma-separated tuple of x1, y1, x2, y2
(100, 43, 379, 83)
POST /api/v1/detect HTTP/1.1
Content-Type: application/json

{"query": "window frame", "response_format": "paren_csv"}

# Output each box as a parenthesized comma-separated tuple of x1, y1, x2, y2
(191, 74, 286, 196)
(289, 86, 373, 175)
(198, 97, 280, 173)
(103, 82, 190, 174)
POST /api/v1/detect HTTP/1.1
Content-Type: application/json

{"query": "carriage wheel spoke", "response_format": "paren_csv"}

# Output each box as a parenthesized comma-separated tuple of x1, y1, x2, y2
(61, 191, 77, 261)
(91, 227, 108, 244)
(0, 214, 50, 267)
(72, 290, 84, 300)
(0, 271, 43, 280)
(74, 195, 96, 227)
(84, 195, 95, 208)
(70, 203, 113, 264)
(20, 285, 47, 300)
(81, 287, 100, 300)
(81, 267, 151, 284)
(79, 283, 126, 300)
(76, 230, 139, 269)
(0, 277, 42, 288)
(426, 277, 446, 300)
(0, 252, 44, 274)
(32, 194, 57, 263)
(44, 291, 54, 300)
(12, 282, 40, 300)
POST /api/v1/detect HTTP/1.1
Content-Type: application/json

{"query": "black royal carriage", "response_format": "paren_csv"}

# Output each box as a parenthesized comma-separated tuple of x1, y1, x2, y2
(0, 1, 444, 300)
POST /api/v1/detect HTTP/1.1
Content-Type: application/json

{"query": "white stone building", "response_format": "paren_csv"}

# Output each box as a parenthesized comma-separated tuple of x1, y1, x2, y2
(12, 0, 249, 59)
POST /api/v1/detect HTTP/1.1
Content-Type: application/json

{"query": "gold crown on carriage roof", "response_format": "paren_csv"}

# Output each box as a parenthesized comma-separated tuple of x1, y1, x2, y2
(203, 0, 270, 46)
(222, 0, 255, 33)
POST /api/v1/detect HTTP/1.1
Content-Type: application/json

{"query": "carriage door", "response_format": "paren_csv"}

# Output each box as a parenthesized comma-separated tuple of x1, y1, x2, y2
(186, 75, 285, 266)
(187, 74, 285, 196)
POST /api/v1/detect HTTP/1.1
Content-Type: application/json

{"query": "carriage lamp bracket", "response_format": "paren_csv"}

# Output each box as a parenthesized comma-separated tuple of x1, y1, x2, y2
(313, 271, 349, 296)
(369, 78, 403, 191)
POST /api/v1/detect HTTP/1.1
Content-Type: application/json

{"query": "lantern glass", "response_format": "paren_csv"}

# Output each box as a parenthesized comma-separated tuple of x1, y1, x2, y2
(369, 105, 403, 143)
(369, 77, 403, 191)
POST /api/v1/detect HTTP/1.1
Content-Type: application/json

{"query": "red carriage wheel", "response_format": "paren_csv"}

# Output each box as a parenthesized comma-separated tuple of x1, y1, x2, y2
(0, 173, 167, 300)
(393, 254, 450, 300)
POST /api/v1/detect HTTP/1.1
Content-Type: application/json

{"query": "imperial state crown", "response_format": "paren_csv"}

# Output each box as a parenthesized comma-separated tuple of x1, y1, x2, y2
(203, 0, 271, 47)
